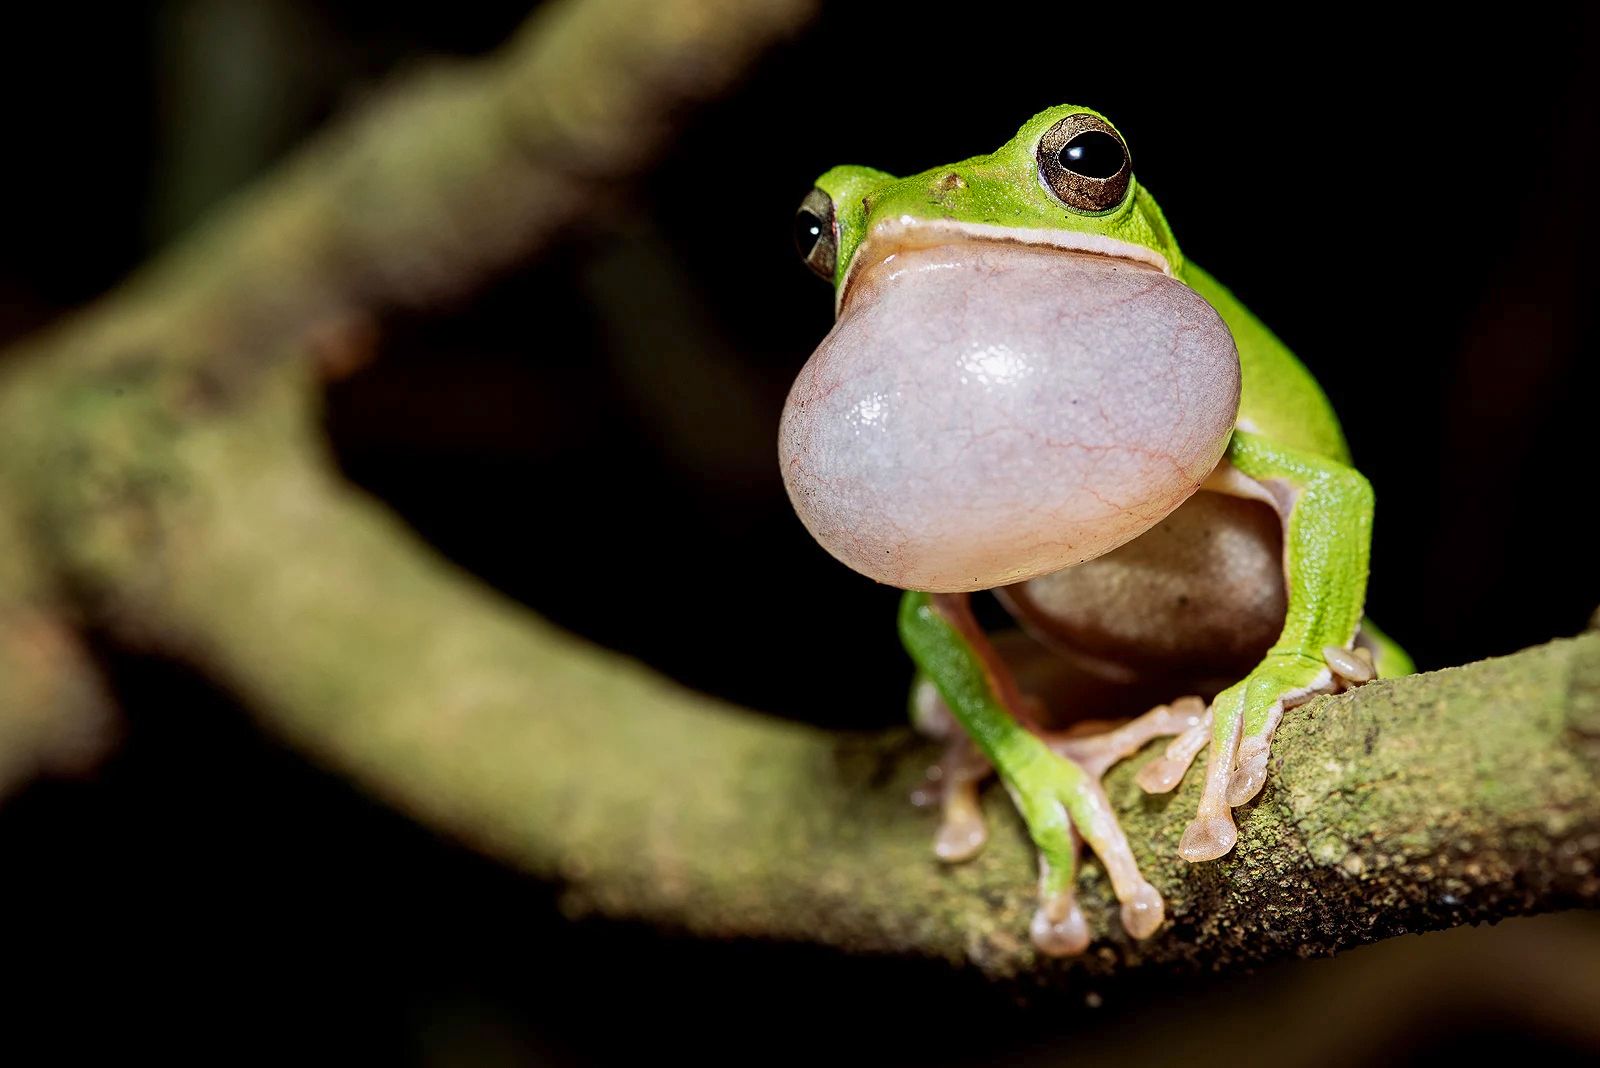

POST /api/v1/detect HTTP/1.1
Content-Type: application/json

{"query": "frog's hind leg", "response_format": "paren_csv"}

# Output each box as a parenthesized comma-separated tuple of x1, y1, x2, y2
(910, 641, 1206, 865)
(901, 592, 1171, 954)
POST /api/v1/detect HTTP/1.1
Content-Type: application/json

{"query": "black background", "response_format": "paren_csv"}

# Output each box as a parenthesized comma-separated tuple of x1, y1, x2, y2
(2, 2, 1597, 1063)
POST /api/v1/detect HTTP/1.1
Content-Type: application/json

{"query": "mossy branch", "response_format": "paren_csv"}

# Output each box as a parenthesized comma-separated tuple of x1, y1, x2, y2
(1, 0, 1596, 985)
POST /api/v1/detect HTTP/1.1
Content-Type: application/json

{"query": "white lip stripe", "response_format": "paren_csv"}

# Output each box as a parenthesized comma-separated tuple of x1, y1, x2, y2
(837, 217, 1173, 312)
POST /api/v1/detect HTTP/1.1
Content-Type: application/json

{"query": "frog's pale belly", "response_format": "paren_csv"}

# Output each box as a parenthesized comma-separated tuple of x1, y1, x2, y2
(779, 243, 1241, 592)
(1000, 490, 1286, 681)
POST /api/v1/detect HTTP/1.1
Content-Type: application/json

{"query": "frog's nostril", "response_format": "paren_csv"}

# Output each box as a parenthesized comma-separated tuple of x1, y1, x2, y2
(937, 172, 967, 191)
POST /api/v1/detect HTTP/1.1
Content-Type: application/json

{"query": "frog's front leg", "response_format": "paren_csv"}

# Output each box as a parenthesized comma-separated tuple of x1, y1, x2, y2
(899, 591, 1164, 954)
(1176, 431, 1375, 861)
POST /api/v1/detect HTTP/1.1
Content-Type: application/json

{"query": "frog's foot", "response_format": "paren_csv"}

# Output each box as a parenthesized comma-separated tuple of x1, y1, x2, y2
(911, 663, 1189, 952)
(1177, 652, 1347, 862)
(1011, 757, 1164, 959)
(914, 668, 1078, 864)
(914, 683, 1206, 868)
(1224, 645, 1379, 806)
(1030, 831, 1090, 956)
(1222, 645, 1371, 814)
(911, 672, 997, 862)
(1049, 695, 1208, 778)
(1009, 740, 1168, 956)
(1134, 710, 1214, 794)
(1062, 697, 1209, 796)
(911, 728, 994, 863)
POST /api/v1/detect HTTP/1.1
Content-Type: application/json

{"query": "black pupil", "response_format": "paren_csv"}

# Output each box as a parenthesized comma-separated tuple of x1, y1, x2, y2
(794, 209, 824, 257)
(1058, 130, 1125, 179)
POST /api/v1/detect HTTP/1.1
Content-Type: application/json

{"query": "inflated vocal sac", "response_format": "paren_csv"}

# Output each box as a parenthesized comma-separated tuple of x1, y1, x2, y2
(779, 244, 1241, 592)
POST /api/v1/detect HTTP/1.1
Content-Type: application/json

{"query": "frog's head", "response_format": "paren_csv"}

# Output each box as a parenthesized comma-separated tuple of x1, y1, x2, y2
(781, 107, 1239, 594)
(793, 106, 1183, 307)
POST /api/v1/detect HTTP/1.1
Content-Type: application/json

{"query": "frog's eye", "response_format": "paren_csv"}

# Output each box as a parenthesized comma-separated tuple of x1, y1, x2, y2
(794, 188, 838, 282)
(1037, 114, 1132, 213)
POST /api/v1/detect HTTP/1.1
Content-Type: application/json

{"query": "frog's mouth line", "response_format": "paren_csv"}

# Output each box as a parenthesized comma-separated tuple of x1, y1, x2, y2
(837, 216, 1173, 315)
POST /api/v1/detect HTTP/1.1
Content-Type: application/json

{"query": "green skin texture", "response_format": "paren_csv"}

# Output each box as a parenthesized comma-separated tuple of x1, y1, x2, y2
(814, 104, 1414, 906)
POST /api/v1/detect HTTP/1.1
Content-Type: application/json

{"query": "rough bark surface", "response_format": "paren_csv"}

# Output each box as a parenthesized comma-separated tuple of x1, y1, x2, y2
(0, 0, 1595, 985)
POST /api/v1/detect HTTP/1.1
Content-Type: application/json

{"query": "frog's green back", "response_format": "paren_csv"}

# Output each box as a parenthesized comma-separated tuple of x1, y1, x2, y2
(1182, 263, 1351, 465)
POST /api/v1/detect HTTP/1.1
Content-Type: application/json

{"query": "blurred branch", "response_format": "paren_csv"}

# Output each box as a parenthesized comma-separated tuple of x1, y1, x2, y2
(0, 0, 814, 776)
(0, 512, 117, 796)
(17, 0, 818, 379)
(0, 0, 1596, 987)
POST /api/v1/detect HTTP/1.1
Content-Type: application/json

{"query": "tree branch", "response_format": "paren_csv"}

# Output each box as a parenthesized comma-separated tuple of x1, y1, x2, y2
(1, 0, 1595, 986)
(0, 504, 119, 796)
(15, 365, 1600, 979)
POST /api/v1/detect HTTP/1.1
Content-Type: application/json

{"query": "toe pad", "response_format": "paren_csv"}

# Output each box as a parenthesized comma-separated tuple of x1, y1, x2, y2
(1031, 903, 1089, 957)
(1179, 815, 1238, 862)
(1120, 881, 1166, 939)
(1135, 756, 1186, 794)
(1225, 753, 1269, 806)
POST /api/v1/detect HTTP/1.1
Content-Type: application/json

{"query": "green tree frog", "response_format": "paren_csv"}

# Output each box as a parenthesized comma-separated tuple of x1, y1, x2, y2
(780, 106, 1413, 956)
